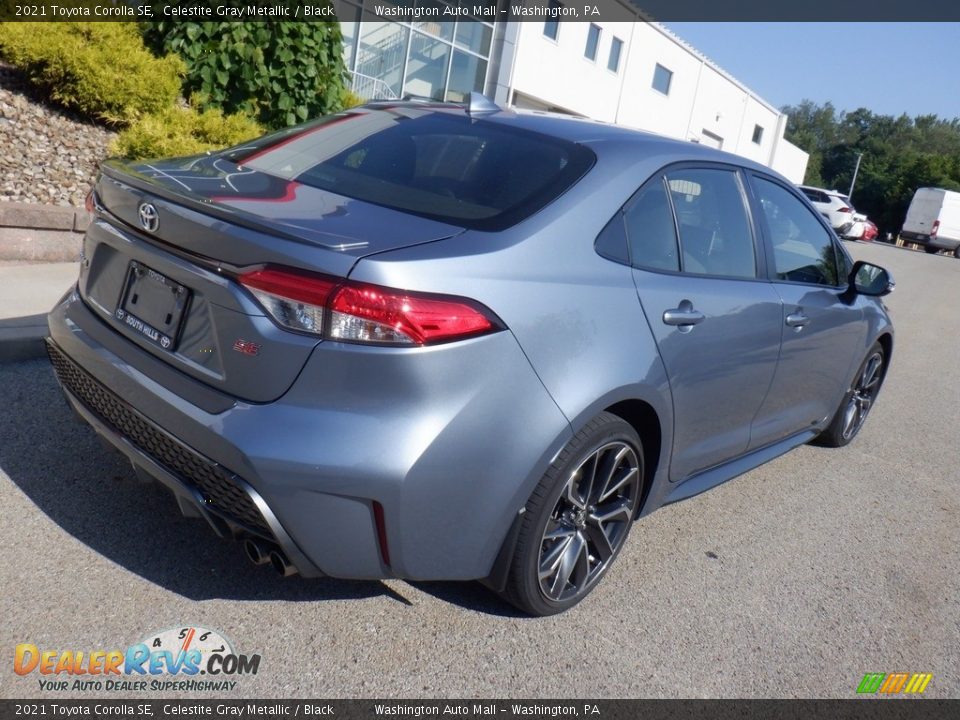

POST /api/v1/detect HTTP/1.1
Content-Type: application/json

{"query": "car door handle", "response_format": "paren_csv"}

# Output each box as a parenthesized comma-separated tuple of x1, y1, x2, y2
(663, 307, 705, 327)
(785, 312, 810, 328)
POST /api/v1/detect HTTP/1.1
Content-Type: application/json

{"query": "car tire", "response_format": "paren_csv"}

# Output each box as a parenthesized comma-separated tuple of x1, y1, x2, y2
(501, 412, 644, 616)
(953, 246, 960, 259)
(924, 246, 939, 254)
(814, 343, 886, 448)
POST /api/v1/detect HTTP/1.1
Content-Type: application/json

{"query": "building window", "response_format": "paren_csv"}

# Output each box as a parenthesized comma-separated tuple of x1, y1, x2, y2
(356, 21, 410, 98)
(608, 37, 623, 73)
(700, 129, 724, 149)
(752, 124, 764, 144)
(652, 63, 673, 95)
(585, 24, 601, 61)
(455, 21, 493, 56)
(345, 9, 493, 105)
(447, 51, 488, 103)
(543, 2, 562, 40)
(405, 31, 451, 101)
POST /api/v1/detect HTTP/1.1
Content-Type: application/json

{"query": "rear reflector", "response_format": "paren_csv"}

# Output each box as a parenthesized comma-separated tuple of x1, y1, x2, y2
(239, 266, 500, 346)
(372, 501, 391, 567)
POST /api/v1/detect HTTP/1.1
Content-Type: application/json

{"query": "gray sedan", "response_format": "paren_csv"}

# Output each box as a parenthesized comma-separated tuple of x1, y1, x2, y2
(47, 97, 893, 615)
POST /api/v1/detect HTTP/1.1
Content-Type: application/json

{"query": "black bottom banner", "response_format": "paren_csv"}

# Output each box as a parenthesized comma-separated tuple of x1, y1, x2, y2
(1, 700, 959, 720)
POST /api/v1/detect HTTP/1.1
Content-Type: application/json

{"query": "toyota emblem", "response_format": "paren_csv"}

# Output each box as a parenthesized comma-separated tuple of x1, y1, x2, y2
(138, 203, 159, 233)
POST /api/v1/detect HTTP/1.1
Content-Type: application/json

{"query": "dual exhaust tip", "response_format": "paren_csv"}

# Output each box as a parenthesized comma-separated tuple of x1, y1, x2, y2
(244, 538, 297, 577)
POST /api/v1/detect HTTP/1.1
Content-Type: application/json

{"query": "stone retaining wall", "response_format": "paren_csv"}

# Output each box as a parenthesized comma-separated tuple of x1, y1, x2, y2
(0, 202, 87, 262)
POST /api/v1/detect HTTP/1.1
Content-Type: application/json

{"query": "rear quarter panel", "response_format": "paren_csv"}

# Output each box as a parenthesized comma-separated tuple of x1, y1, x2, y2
(348, 140, 682, 525)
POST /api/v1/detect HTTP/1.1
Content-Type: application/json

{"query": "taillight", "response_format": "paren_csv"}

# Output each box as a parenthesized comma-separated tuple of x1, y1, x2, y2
(239, 267, 337, 335)
(239, 266, 501, 346)
(838, 206, 852, 213)
(931, 220, 940, 238)
(84, 188, 100, 217)
(328, 282, 495, 345)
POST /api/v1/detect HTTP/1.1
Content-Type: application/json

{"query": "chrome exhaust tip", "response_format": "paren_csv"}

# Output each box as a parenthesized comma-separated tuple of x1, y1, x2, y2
(243, 538, 270, 566)
(269, 550, 298, 577)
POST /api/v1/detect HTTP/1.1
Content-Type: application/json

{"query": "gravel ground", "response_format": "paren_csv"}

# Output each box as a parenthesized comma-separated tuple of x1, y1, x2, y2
(0, 64, 114, 208)
(0, 242, 957, 699)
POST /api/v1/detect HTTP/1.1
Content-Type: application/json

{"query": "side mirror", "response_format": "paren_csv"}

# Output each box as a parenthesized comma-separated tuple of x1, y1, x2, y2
(849, 260, 895, 297)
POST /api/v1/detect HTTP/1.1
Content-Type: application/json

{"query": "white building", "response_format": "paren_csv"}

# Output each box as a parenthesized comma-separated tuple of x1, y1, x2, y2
(339, 4, 809, 182)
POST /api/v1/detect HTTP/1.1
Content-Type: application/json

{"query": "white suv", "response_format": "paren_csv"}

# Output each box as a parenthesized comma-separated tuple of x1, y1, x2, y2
(799, 185, 859, 232)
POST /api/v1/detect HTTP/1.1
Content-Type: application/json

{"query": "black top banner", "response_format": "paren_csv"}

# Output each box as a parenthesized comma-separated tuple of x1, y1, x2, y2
(1, 0, 960, 22)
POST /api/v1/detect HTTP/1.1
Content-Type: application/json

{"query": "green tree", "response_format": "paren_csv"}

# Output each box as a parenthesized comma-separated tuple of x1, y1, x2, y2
(783, 100, 960, 236)
(142, 17, 347, 130)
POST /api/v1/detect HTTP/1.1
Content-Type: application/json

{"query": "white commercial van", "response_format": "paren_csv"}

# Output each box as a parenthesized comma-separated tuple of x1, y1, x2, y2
(900, 187, 960, 258)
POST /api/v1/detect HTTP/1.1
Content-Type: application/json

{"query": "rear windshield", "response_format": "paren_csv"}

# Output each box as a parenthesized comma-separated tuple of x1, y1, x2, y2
(225, 107, 595, 231)
(832, 194, 855, 211)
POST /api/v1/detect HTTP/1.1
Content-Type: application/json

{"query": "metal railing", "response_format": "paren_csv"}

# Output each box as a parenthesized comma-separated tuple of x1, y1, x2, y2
(349, 71, 399, 101)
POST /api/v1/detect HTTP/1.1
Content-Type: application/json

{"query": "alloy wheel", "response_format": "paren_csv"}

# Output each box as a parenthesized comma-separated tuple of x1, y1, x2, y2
(538, 441, 641, 602)
(841, 351, 883, 441)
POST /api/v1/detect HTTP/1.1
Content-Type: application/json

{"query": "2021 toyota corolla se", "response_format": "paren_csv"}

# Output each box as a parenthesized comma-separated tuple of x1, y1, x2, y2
(46, 99, 893, 615)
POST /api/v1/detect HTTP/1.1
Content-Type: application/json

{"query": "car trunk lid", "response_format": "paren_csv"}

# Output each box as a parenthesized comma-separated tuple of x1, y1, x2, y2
(79, 158, 463, 403)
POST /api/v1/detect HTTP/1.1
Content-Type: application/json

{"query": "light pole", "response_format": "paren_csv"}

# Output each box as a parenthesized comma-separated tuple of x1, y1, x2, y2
(848, 152, 863, 199)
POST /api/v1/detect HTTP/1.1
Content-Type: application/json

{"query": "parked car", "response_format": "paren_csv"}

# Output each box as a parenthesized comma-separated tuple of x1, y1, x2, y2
(799, 185, 859, 231)
(47, 99, 895, 615)
(900, 187, 960, 258)
(840, 213, 877, 241)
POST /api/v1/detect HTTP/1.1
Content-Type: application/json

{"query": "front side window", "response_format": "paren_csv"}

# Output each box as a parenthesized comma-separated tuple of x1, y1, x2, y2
(753, 177, 841, 286)
(652, 63, 673, 95)
(623, 178, 679, 272)
(666, 168, 756, 278)
(585, 24, 601, 61)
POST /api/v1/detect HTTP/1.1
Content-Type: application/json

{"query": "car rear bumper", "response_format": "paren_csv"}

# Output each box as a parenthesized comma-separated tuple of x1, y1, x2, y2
(47, 338, 325, 577)
(900, 231, 960, 250)
(47, 286, 571, 582)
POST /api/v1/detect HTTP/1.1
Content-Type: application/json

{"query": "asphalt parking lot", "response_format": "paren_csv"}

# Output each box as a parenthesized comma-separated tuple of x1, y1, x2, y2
(1, 241, 957, 699)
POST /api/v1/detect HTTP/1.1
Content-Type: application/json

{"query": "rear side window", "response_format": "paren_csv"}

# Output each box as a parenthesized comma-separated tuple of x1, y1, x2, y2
(228, 109, 594, 231)
(623, 179, 679, 272)
(666, 168, 756, 278)
(754, 177, 841, 286)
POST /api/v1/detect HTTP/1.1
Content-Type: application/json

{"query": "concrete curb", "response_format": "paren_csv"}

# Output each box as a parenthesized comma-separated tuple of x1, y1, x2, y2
(0, 318, 48, 362)
(0, 262, 79, 363)
(0, 201, 87, 263)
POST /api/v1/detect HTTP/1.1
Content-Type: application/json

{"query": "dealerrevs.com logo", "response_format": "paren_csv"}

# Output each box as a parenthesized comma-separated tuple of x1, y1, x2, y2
(14, 627, 261, 693)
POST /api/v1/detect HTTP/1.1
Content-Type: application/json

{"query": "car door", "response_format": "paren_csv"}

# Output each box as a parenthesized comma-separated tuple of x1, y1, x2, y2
(624, 166, 783, 482)
(745, 174, 866, 450)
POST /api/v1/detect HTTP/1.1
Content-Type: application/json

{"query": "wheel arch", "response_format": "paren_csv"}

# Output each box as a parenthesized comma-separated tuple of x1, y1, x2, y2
(603, 399, 662, 514)
(876, 331, 893, 365)
(483, 390, 671, 593)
